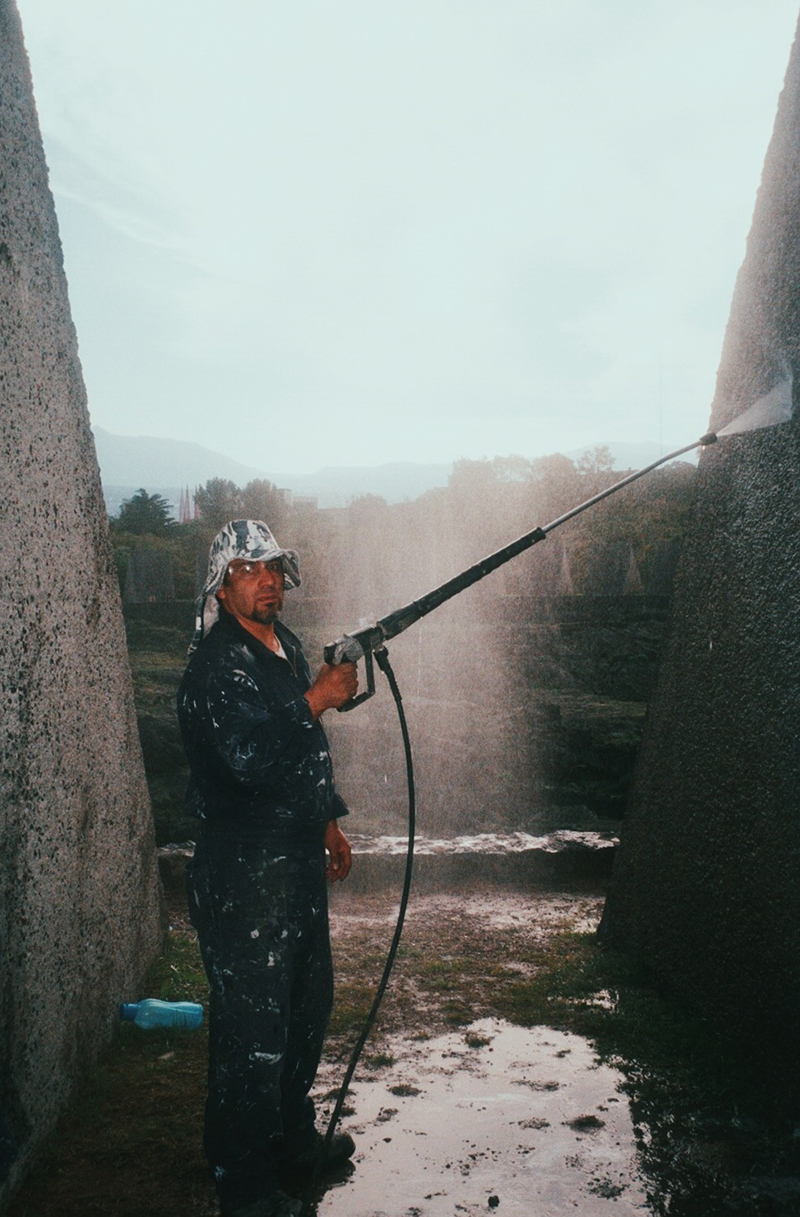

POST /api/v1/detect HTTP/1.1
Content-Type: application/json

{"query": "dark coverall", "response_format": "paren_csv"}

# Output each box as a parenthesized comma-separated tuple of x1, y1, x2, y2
(177, 609, 349, 1212)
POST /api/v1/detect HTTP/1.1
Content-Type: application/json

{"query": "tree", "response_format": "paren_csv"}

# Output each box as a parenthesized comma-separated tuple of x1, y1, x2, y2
(575, 444, 615, 479)
(194, 478, 244, 528)
(448, 458, 497, 494)
(241, 479, 288, 533)
(530, 452, 578, 484)
(114, 488, 174, 535)
(525, 452, 581, 521)
(347, 493, 389, 518)
(490, 454, 534, 482)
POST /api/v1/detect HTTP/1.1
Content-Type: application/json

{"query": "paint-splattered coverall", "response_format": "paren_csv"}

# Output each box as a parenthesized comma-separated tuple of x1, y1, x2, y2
(177, 608, 349, 1211)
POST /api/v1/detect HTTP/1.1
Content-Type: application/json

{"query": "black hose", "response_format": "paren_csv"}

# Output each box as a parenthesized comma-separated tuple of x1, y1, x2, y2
(300, 644, 416, 1214)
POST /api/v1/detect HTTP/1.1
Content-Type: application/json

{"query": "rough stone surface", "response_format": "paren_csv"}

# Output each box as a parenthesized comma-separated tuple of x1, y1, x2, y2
(601, 18, 800, 1052)
(0, 1, 164, 1196)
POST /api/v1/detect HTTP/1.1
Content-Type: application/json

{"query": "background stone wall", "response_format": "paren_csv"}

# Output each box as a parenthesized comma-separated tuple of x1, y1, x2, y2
(601, 16, 800, 1053)
(0, 1, 164, 1195)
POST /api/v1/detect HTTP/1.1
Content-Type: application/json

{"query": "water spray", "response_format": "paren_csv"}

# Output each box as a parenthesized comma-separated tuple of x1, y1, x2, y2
(323, 373, 793, 697)
(302, 373, 793, 1213)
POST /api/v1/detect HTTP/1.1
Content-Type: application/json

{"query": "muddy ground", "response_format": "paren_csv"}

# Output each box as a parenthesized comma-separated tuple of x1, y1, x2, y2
(10, 885, 798, 1216)
(316, 889, 644, 1217)
(8, 887, 615, 1216)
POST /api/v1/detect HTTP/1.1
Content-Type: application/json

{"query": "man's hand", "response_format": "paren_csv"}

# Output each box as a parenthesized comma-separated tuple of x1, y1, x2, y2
(325, 819, 352, 883)
(304, 661, 358, 719)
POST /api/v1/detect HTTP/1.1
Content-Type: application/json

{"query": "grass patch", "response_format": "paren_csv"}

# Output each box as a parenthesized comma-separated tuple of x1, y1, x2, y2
(363, 1052, 396, 1071)
(146, 931, 208, 1005)
(326, 980, 381, 1044)
(464, 1032, 492, 1049)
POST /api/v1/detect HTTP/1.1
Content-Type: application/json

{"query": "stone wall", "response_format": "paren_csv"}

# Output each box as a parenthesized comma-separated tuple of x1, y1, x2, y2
(0, 1, 164, 1195)
(124, 549, 176, 603)
(600, 17, 800, 1053)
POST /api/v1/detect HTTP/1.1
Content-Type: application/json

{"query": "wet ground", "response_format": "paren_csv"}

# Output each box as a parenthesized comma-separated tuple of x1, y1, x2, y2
(305, 890, 649, 1216)
(12, 885, 799, 1216)
(307, 889, 800, 1217)
(313, 1018, 647, 1216)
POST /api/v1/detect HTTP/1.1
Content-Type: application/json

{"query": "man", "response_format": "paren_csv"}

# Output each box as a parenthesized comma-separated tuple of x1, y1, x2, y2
(177, 519, 358, 1217)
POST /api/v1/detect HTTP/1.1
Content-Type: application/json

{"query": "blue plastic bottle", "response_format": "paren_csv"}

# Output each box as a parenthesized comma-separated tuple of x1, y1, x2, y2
(119, 999, 203, 1030)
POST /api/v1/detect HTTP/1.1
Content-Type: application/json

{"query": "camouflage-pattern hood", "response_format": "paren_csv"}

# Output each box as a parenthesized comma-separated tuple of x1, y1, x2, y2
(190, 519, 301, 652)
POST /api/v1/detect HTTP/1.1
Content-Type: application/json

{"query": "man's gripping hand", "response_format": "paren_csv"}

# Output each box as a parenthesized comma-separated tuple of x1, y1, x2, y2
(325, 819, 352, 882)
(304, 661, 358, 719)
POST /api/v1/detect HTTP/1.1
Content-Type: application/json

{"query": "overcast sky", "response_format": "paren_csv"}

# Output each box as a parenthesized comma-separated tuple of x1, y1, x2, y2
(15, 1, 800, 476)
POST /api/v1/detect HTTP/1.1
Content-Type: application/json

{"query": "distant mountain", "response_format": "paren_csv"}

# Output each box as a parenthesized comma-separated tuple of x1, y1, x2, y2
(93, 427, 271, 514)
(92, 426, 453, 515)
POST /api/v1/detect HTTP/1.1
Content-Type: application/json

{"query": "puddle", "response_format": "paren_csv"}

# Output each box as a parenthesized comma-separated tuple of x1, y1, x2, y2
(314, 1018, 648, 1216)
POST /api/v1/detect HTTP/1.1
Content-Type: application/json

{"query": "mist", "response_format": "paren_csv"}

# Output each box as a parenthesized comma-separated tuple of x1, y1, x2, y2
(272, 453, 694, 851)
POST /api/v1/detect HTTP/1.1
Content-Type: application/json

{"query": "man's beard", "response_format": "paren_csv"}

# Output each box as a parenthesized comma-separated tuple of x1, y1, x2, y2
(252, 603, 281, 625)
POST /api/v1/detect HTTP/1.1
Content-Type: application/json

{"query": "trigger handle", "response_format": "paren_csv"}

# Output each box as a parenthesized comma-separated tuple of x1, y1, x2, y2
(337, 647, 375, 712)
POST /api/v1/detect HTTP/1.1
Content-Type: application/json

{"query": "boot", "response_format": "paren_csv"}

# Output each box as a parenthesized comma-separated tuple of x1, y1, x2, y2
(222, 1189, 303, 1217)
(283, 1129, 356, 1175)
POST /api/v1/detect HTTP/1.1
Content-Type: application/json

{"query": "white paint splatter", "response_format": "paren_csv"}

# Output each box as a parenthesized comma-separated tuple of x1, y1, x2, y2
(250, 1051, 283, 1064)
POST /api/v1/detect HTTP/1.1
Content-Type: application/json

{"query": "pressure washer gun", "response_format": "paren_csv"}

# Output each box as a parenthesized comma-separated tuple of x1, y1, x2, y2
(324, 371, 794, 710)
(322, 600, 432, 708)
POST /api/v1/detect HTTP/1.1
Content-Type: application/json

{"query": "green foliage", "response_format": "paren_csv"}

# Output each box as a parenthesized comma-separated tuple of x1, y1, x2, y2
(112, 530, 204, 600)
(108, 450, 698, 615)
(443, 449, 696, 589)
(113, 488, 175, 536)
(124, 608, 195, 845)
(193, 477, 242, 528)
(190, 475, 290, 533)
(109, 449, 696, 844)
(575, 443, 615, 479)
(146, 929, 208, 1005)
(241, 479, 289, 534)
(347, 493, 389, 517)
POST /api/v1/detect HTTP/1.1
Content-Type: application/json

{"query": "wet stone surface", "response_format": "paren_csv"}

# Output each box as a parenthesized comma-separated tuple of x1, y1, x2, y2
(313, 1018, 647, 1216)
(341, 833, 619, 892)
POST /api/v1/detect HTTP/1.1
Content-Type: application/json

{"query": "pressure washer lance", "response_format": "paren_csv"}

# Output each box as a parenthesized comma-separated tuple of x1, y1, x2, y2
(322, 440, 710, 697)
(305, 375, 792, 1212)
(324, 373, 793, 696)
